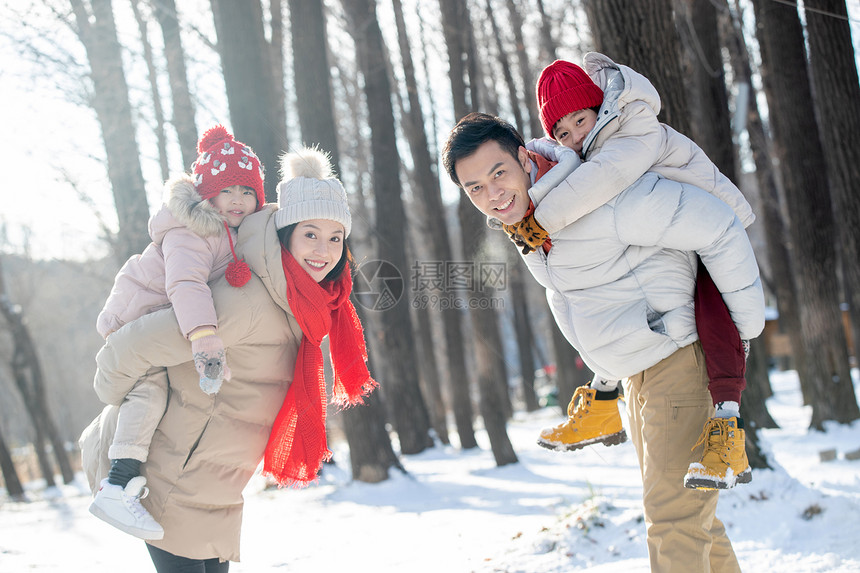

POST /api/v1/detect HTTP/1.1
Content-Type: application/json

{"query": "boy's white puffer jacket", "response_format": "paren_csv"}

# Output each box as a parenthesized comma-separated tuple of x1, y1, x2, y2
(524, 170, 764, 381)
(533, 52, 755, 236)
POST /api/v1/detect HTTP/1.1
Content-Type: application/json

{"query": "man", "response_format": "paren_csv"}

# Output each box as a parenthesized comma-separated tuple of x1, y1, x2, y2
(442, 112, 764, 573)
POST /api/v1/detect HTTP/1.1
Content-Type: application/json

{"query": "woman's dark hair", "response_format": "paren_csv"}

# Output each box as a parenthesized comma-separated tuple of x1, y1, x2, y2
(277, 223, 352, 282)
(442, 112, 526, 187)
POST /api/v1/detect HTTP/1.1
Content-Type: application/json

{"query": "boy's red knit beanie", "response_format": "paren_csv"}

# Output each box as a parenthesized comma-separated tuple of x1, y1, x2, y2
(536, 60, 604, 139)
(191, 125, 265, 210)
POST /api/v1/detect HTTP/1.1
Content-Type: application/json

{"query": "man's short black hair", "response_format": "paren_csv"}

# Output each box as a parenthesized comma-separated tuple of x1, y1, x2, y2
(442, 112, 525, 187)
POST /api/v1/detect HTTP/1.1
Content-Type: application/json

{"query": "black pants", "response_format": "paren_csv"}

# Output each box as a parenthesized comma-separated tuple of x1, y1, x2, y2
(147, 544, 230, 573)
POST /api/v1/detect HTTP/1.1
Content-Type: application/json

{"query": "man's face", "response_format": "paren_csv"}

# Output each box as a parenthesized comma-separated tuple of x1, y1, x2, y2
(455, 140, 533, 225)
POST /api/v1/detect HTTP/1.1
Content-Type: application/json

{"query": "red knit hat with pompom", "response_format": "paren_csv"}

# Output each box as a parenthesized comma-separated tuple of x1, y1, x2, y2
(536, 60, 604, 139)
(191, 125, 265, 209)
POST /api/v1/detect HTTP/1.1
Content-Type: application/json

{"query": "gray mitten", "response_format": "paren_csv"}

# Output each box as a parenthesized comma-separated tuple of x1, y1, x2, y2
(191, 333, 231, 395)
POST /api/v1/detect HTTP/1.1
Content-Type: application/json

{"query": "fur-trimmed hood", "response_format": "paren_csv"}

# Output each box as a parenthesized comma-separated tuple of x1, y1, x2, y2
(149, 175, 226, 243)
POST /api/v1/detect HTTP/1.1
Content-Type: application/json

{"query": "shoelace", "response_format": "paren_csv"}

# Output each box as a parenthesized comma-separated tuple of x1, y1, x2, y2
(567, 386, 594, 418)
(123, 485, 151, 519)
(690, 418, 730, 452)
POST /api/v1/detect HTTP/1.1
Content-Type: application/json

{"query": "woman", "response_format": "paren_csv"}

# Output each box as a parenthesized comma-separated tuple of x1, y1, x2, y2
(81, 146, 377, 571)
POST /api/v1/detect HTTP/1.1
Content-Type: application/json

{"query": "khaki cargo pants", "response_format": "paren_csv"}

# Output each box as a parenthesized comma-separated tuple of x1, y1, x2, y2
(623, 342, 742, 573)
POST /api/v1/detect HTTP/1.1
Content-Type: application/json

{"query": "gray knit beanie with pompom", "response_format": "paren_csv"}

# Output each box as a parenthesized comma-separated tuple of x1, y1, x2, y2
(274, 146, 352, 237)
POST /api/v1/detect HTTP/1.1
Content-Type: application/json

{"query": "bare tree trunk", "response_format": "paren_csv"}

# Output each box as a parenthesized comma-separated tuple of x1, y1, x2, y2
(0, 427, 26, 500)
(341, 402, 404, 483)
(674, 0, 736, 176)
(505, 0, 543, 137)
(210, 0, 283, 202)
(722, 1, 810, 397)
(269, 0, 287, 149)
(342, 305, 403, 483)
(0, 259, 74, 485)
(484, 0, 523, 133)
(391, 0, 475, 448)
(583, 0, 691, 135)
(69, 0, 150, 262)
(131, 0, 168, 181)
(341, 0, 433, 455)
(288, 6, 398, 482)
(510, 261, 539, 411)
(535, 0, 558, 64)
(289, 0, 341, 168)
(149, 0, 197, 169)
(804, 0, 860, 372)
(440, 0, 517, 465)
(750, 0, 859, 428)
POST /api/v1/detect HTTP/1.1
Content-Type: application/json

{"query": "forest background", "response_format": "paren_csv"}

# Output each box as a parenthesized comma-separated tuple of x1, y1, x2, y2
(1, 0, 859, 494)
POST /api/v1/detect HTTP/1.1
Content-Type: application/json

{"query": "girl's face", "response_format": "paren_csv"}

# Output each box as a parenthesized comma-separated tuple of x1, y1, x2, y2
(211, 185, 258, 227)
(552, 109, 598, 153)
(288, 219, 346, 282)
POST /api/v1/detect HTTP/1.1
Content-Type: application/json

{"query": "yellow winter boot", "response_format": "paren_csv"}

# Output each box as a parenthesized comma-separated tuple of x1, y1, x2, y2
(537, 386, 627, 451)
(684, 416, 752, 490)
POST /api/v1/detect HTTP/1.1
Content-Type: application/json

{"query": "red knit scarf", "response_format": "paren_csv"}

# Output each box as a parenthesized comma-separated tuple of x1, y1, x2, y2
(262, 247, 378, 487)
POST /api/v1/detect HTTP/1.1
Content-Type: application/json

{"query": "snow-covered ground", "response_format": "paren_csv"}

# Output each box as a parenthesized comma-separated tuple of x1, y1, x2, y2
(1, 369, 859, 572)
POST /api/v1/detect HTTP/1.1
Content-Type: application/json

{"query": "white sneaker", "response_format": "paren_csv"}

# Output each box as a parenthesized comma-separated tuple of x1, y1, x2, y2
(89, 476, 164, 540)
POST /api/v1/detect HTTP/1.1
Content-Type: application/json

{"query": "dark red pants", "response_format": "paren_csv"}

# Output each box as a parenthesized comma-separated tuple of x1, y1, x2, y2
(694, 258, 746, 405)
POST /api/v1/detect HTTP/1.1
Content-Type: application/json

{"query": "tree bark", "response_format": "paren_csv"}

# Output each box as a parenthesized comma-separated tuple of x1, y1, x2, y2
(722, 0, 810, 395)
(484, 0, 524, 133)
(0, 428, 26, 500)
(131, 0, 168, 181)
(341, 0, 433, 455)
(505, 0, 544, 137)
(69, 0, 150, 262)
(804, 0, 860, 373)
(440, 0, 517, 465)
(149, 0, 197, 169)
(674, 0, 736, 177)
(289, 0, 341, 169)
(210, 0, 283, 202)
(0, 259, 74, 485)
(510, 260, 539, 412)
(583, 0, 691, 135)
(750, 0, 859, 428)
(534, 0, 558, 64)
(392, 0, 476, 448)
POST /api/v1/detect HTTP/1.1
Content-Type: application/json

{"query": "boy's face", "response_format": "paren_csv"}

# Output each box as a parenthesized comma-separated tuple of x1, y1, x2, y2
(455, 140, 533, 225)
(212, 185, 258, 228)
(552, 109, 598, 153)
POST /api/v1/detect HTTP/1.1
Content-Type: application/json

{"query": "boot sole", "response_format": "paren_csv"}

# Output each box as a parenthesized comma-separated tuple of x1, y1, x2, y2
(89, 502, 165, 540)
(537, 429, 628, 452)
(683, 467, 753, 490)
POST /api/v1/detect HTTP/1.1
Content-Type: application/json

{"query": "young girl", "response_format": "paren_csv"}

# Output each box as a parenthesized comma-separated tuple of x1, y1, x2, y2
(82, 145, 376, 569)
(520, 54, 755, 491)
(90, 125, 265, 539)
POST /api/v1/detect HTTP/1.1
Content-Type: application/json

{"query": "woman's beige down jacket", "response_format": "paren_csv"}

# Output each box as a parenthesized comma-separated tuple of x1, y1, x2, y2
(84, 206, 302, 562)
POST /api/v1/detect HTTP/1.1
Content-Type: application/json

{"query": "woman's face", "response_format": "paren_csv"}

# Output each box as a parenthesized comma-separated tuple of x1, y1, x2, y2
(288, 219, 346, 282)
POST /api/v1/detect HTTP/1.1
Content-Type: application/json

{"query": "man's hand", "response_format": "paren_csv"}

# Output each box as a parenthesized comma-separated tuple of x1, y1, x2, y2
(502, 214, 549, 255)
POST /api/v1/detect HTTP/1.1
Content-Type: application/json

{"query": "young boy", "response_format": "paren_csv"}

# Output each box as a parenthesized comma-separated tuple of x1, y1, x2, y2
(90, 125, 265, 538)
(516, 54, 755, 491)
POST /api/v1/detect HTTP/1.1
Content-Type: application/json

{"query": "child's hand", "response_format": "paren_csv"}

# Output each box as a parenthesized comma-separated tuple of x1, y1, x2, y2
(502, 214, 549, 255)
(191, 333, 231, 394)
(526, 137, 575, 162)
